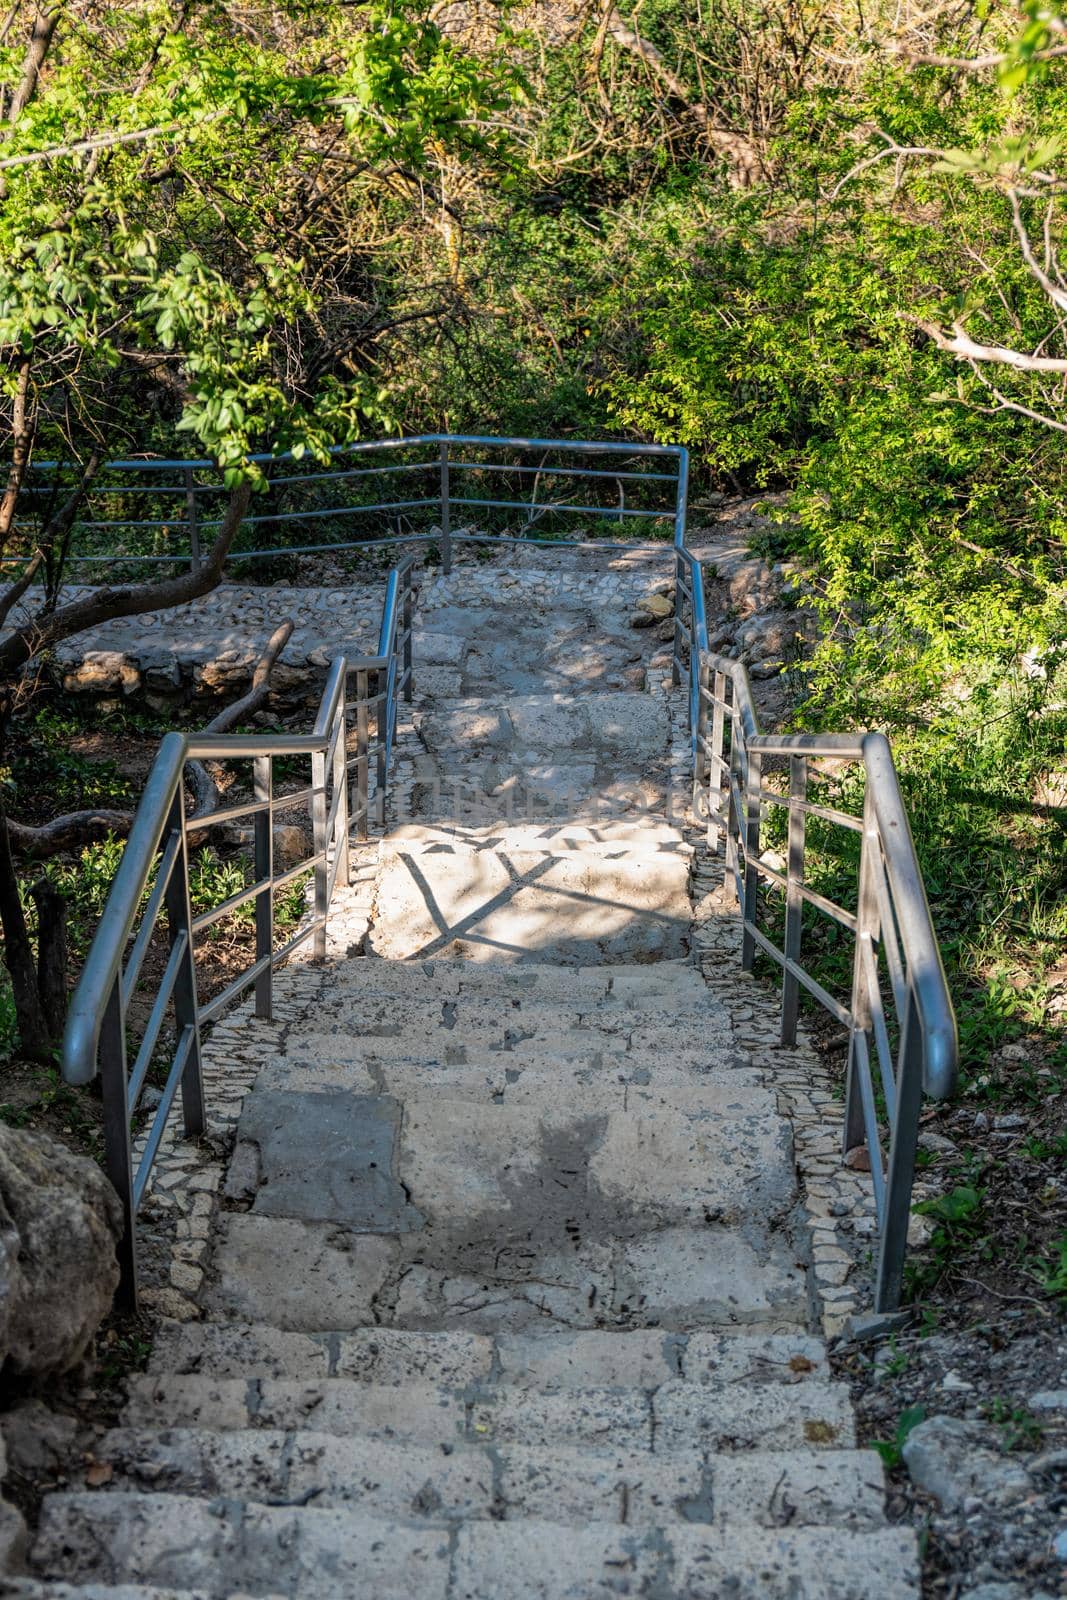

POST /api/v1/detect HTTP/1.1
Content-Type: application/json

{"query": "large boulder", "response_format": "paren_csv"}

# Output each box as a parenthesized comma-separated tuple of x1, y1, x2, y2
(0, 1125, 122, 1378)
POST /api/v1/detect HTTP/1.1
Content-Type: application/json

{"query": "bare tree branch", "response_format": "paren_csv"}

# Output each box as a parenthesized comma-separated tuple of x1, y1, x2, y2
(917, 318, 1067, 372)
(187, 618, 294, 821)
(0, 481, 252, 676)
(1009, 187, 1067, 315)
(5, 808, 133, 857)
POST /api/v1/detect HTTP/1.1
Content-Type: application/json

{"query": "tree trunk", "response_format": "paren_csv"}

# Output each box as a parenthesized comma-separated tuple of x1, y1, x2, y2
(30, 875, 67, 1041)
(0, 806, 51, 1061)
(0, 480, 252, 677)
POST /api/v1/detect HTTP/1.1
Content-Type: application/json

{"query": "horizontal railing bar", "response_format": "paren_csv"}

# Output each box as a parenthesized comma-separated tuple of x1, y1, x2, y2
(64, 498, 441, 532)
(745, 920, 855, 1028)
(30, 434, 685, 474)
(448, 461, 678, 483)
(270, 917, 323, 968)
(121, 830, 181, 1006)
(272, 783, 317, 812)
(796, 882, 859, 933)
(198, 956, 271, 1025)
(44, 531, 674, 570)
(250, 461, 437, 489)
(132, 1025, 195, 1213)
(188, 796, 268, 830)
(446, 497, 670, 519)
(126, 932, 188, 1114)
(191, 877, 270, 935)
(748, 733, 867, 758)
(753, 859, 787, 890)
(187, 734, 327, 759)
(273, 854, 322, 891)
(756, 791, 865, 833)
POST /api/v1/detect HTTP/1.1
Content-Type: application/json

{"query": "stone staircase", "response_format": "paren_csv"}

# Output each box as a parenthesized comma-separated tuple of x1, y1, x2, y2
(8, 552, 919, 1598)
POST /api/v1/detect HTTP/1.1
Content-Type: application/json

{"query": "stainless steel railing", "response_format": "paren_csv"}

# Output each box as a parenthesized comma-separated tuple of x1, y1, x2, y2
(672, 543, 957, 1311)
(53, 428, 955, 1314)
(61, 558, 415, 1306)
(19, 434, 687, 575)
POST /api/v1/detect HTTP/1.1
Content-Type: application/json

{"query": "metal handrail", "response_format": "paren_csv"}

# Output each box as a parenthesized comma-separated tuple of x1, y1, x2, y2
(672, 540, 957, 1310)
(61, 558, 416, 1306)
(15, 435, 686, 575)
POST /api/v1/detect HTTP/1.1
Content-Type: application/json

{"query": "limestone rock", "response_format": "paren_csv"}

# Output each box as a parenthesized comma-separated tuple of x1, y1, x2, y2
(0, 1496, 26, 1575)
(2, 1401, 78, 1480)
(902, 1416, 1031, 1511)
(62, 651, 140, 697)
(272, 823, 312, 870)
(0, 1125, 122, 1378)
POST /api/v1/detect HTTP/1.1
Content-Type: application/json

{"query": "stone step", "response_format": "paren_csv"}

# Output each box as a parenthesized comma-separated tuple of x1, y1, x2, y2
(123, 1376, 856, 1452)
(395, 1092, 793, 1233)
(203, 1213, 808, 1332)
(149, 1322, 829, 1387)
(92, 1427, 888, 1530)
(222, 1084, 793, 1238)
(382, 821, 689, 859)
(323, 955, 707, 1003)
(453, 1521, 919, 1600)
(279, 1017, 739, 1068)
(367, 835, 691, 964)
(254, 1052, 765, 1109)
(303, 989, 732, 1052)
(412, 691, 668, 759)
(33, 1496, 919, 1598)
(1, 1584, 235, 1600)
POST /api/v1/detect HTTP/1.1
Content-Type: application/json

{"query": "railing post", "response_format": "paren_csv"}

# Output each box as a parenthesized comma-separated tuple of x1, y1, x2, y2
(439, 440, 452, 576)
(740, 746, 762, 972)
(100, 976, 138, 1311)
(692, 656, 709, 826)
(332, 690, 350, 890)
(354, 666, 370, 842)
(253, 755, 273, 1017)
(844, 788, 881, 1156)
(312, 743, 328, 960)
(162, 790, 205, 1137)
(708, 669, 727, 853)
(375, 663, 387, 829)
(723, 701, 742, 904)
(183, 468, 201, 575)
(403, 571, 413, 705)
(781, 755, 807, 1047)
(671, 551, 685, 687)
(875, 991, 924, 1312)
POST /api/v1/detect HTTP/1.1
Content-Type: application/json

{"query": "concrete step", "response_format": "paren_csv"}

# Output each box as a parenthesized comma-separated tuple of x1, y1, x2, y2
(123, 1376, 856, 1451)
(412, 691, 668, 760)
(382, 821, 689, 859)
(393, 1092, 793, 1233)
(277, 1021, 737, 1076)
(203, 1212, 809, 1332)
(92, 1427, 888, 1529)
(367, 833, 691, 964)
(453, 1520, 919, 1600)
(255, 1052, 765, 1108)
(323, 955, 708, 1003)
(302, 989, 733, 1053)
(222, 1082, 792, 1238)
(148, 1322, 829, 1387)
(32, 1496, 919, 1598)
(1, 1585, 236, 1600)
